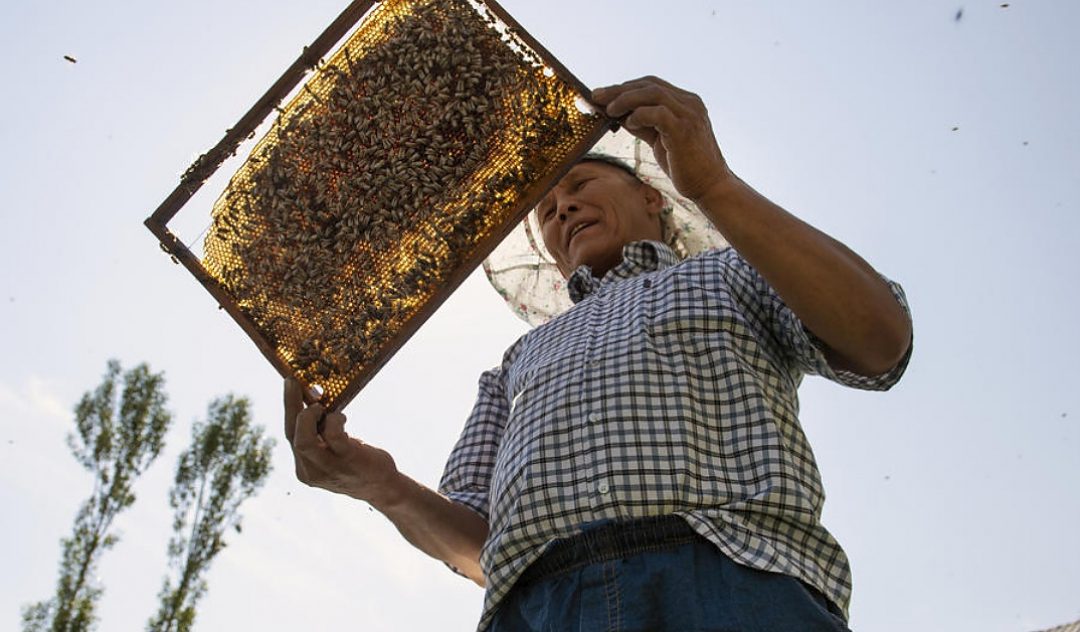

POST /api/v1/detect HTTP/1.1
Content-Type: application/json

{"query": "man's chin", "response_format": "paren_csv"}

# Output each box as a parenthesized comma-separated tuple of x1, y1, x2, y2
(568, 247, 622, 278)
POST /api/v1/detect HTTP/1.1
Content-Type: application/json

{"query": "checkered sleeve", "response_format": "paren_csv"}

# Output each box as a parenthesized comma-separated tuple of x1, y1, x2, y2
(729, 251, 913, 390)
(437, 365, 510, 522)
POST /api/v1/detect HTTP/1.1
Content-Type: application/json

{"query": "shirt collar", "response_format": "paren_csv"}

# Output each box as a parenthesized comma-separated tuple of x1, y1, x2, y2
(567, 240, 680, 304)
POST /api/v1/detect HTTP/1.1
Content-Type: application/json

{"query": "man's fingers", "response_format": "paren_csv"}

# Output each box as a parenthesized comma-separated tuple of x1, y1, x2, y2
(620, 121, 659, 147)
(630, 75, 688, 94)
(321, 411, 352, 453)
(294, 403, 326, 451)
(294, 453, 331, 487)
(592, 76, 670, 102)
(602, 84, 682, 120)
(622, 105, 678, 138)
(285, 380, 343, 490)
(593, 76, 693, 109)
(284, 378, 304, 443)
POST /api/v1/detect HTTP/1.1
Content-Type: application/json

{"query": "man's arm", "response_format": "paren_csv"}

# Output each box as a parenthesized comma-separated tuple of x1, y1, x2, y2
(694, 175, 910, 376)
(374, 475, 489, 585)
(285, 379, 488, 585)
(592, 77, 911, 376)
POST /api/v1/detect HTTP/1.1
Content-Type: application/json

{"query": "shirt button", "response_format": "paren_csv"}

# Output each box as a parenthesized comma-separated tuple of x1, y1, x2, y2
(597, 482, 610, 495)
(643, 279, 652, 289)
(587, 412, 600, 423)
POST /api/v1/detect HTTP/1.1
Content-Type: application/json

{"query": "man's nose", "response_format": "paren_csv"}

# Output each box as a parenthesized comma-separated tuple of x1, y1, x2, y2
(556, 199, 578, 221)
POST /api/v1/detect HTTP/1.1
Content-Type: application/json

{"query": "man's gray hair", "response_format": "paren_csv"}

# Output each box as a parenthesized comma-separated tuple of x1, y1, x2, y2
(579, 153, 639, 181)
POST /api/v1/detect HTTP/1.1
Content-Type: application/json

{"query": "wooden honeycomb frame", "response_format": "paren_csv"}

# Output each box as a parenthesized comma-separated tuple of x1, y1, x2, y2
(145, 0, 612, 410)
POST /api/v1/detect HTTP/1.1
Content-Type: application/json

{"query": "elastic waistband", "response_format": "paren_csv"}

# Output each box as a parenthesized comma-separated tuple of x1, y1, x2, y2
(517, 515, 699, 586)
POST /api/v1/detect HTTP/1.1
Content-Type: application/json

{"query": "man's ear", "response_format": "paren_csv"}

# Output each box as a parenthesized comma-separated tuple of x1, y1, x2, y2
(641, 182, 664, 217)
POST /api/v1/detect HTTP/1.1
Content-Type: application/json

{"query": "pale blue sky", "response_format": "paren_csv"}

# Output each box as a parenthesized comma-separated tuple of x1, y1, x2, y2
(1, 1, 1077, 630)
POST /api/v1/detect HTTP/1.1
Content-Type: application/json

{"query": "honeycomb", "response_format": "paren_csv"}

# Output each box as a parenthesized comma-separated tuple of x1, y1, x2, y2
(197, 0, 608, 409)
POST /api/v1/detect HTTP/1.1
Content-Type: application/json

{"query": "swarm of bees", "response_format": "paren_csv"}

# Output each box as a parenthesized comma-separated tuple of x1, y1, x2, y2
(200, 0, 603, 407)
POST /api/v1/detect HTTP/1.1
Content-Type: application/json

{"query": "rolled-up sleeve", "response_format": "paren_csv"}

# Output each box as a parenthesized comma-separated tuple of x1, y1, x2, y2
(438, 366, 510, 522)
(727, 251, 914, 390)
(780, 278, 913, 390)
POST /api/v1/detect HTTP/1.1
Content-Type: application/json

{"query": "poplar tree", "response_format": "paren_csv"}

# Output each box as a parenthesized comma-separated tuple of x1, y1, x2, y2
(22, 360, 172, 632)
(147, 395, 274, 632)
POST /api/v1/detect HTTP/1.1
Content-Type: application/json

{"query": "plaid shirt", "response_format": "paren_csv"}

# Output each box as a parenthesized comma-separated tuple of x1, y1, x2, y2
(440, 241, 912, 631)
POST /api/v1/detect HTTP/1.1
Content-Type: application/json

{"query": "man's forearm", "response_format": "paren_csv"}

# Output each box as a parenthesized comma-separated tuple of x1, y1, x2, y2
(368, 471, 489, 586)
(694, 173, 912, 376)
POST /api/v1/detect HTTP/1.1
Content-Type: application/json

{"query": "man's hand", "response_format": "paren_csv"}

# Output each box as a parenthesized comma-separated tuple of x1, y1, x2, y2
(592, 76, 732, 204)
(283, 379, 488, 584)
(595, 76, 911, 376)
(284, 378, 401, 505)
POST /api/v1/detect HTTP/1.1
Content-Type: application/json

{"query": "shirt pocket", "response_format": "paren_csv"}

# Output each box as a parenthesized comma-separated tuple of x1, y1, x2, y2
(646, 273, 793, 385)
(641, 274, 793, 444)
(644, 274, 740, 350)
(505, 310, 590, 396)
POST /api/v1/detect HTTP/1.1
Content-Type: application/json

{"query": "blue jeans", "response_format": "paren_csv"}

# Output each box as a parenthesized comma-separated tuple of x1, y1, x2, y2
(489, 516, 851, 632)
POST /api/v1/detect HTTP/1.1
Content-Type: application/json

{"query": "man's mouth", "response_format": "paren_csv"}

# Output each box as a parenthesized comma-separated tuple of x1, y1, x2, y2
(568, 221, 596, 246)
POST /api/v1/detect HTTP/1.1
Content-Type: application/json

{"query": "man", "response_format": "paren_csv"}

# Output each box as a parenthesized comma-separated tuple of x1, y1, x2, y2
(284, 76, 912, 630)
